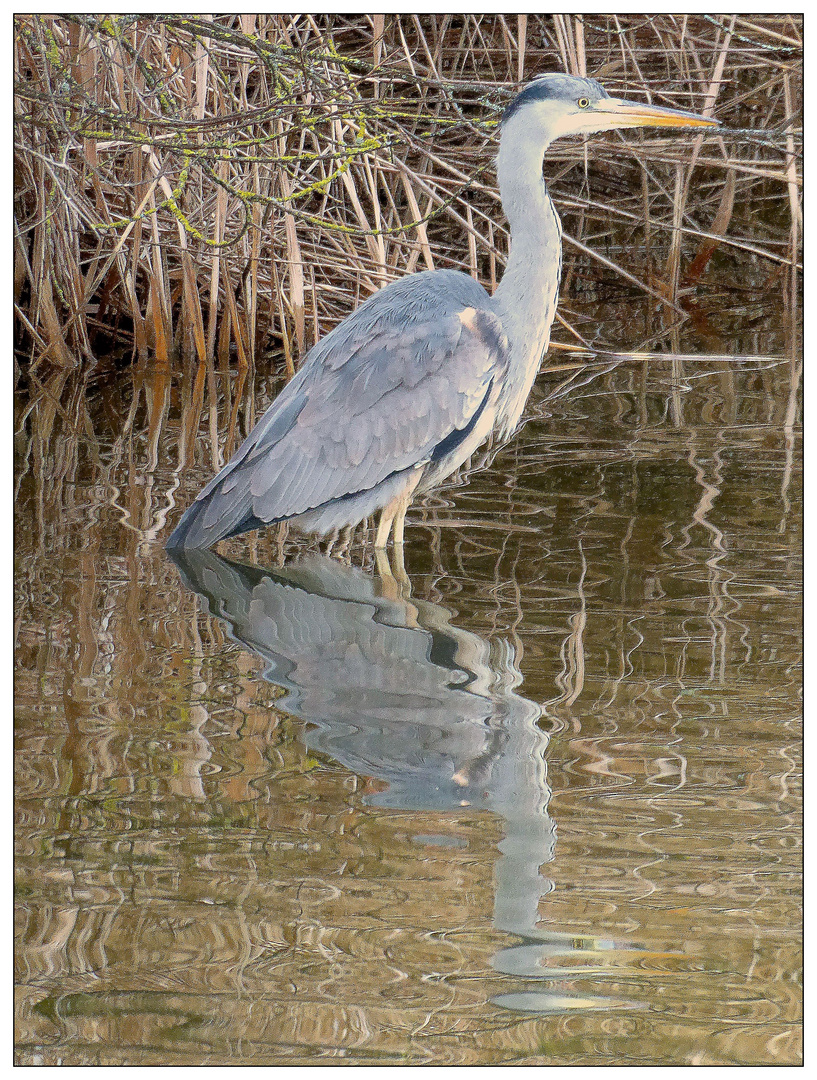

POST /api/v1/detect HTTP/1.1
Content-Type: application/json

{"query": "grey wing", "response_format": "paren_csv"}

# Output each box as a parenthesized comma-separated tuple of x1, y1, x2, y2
(168, 285, 508, 548)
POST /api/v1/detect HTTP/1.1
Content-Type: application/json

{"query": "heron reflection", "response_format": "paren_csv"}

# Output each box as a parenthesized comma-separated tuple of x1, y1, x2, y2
(170, 549, 649, 1014)
(171, 549, 553, 930)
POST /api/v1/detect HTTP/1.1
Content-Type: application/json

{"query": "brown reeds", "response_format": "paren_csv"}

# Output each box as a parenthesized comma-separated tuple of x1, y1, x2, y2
(14, 14, 801, 387)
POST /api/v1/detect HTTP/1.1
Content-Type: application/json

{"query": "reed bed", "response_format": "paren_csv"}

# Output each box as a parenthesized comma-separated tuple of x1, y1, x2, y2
(14, 14, 801, 386)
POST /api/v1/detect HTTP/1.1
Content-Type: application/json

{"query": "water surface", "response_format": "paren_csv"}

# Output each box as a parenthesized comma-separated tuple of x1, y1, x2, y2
(15, 319, 802, 1065)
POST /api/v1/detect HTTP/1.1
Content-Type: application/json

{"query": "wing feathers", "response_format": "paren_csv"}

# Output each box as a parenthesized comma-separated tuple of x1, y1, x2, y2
(255, 306, 504, 519)
(173, 271, 509, 543)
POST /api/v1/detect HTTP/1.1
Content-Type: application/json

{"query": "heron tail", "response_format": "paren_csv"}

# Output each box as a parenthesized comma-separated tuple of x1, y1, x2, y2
(166, 473, 263, 549)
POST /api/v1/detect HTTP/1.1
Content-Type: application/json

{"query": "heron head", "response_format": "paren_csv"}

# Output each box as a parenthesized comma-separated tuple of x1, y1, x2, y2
(503, 73, 719, 140)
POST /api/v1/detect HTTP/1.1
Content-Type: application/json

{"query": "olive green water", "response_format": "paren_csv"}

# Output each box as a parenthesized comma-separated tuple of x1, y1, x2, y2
(15, 312, 802, 1065)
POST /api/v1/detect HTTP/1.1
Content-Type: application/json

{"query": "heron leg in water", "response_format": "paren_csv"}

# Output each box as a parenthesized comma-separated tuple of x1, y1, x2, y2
(375, 502, 398, 548)
(374, 544, 416, 619)
(374, 466, 423, 549)
(393, 505, 408, 546)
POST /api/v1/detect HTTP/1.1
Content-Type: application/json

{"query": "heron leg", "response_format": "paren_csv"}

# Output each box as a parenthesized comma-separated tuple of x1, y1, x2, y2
(389, 527, 411, 595)
(375, 470, 421, 549)
(374, 546, 394, 580)
(374, 543, 415, 613)
(393, 504, 407, 546)
(374, 546, 403, 604)
(375, 505, 396, 549)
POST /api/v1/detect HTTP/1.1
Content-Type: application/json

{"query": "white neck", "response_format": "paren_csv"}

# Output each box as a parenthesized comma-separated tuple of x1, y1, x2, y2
(492, 113, 562, 436)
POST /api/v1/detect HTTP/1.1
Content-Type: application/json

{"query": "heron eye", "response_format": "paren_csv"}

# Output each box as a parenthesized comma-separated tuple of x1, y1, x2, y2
(577, 97, 590, 109)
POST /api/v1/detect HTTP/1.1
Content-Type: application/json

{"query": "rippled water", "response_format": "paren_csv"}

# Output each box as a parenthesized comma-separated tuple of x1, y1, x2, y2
(15, 326, 802, 1064)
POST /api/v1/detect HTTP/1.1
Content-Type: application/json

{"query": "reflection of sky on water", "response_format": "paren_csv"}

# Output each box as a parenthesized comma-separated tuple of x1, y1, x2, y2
(170, 549, 647, 1016)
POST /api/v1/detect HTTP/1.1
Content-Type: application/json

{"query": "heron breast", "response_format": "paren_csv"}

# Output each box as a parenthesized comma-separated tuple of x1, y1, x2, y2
(458, 306, 508, 357)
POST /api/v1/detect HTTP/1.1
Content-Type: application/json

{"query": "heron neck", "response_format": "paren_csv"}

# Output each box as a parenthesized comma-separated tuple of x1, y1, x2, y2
(492, 125, 562, 435)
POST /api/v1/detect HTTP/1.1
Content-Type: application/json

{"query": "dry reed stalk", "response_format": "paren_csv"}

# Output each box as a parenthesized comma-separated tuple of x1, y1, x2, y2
(372, 13, 385, 100)
(268, 255, 293, 377)
(685, 169, 736, 284)
(782, 71, 801, 263)
(517, 15, 527, 82)
(207, 157, 228, 361)
(248, 163, 263, 362)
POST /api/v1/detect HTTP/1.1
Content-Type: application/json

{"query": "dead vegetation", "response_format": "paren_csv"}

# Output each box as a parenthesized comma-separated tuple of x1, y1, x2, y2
(14, 13, 801, 386)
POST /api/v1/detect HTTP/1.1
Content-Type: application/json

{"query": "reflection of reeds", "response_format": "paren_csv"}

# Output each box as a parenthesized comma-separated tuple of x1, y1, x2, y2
(15, 13, 801, 388)
(15, 356, 802, 1066)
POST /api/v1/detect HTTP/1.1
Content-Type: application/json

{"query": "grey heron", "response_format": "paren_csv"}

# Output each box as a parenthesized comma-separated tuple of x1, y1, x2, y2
(167, 73, 718, 551)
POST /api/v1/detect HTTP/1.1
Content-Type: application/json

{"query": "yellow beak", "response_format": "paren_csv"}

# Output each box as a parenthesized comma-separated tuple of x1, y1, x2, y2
(597, 96, 719, 129)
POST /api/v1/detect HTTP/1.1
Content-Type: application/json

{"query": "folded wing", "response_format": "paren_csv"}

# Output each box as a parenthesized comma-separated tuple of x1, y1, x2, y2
(168, 271, 507, 547)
